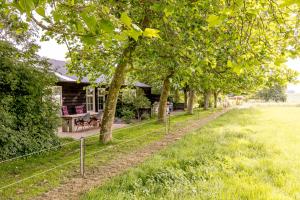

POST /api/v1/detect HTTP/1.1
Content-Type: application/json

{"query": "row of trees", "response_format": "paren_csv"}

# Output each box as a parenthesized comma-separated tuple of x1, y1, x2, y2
(2, 0, 300, 144)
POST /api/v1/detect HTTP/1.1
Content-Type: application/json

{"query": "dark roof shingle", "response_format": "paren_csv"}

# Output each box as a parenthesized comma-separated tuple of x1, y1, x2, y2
(48, 59, 151, 88)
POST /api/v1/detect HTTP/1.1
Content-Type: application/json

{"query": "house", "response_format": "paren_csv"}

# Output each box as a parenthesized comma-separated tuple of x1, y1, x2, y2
(49, 59, 152, 115)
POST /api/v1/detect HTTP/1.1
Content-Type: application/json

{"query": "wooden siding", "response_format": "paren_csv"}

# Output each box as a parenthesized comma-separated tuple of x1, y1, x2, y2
(57, 82, 89, 114)
(57, 82, 154, 115)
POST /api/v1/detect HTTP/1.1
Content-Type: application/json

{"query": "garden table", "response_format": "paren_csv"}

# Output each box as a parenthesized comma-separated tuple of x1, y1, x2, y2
(61, 112, 98, 132)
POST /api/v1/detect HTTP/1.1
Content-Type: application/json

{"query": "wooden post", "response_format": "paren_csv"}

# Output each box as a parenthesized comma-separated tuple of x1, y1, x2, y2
(80, 137, 85, 177)
(168, 112, 171, 134)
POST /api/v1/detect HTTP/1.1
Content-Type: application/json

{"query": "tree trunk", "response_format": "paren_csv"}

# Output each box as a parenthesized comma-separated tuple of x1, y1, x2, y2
(213, 91, 218, 108)
(203, 91, 211, 110)
(183, 88, 188, 110)
(174, 89, 180, 103)
(100, 40, 136, 143)
(157, 77, 171, 123)
(187, 89, 195, 114)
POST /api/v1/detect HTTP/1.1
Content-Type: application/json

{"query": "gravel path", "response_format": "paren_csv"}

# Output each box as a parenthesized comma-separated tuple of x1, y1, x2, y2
(35, 109, 230, 200)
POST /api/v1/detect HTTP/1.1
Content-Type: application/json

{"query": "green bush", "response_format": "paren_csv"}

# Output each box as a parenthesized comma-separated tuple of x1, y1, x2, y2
(122, 89, 151, 120)
(121, 107, 135, 123)
(255, 84, 287, 102)
(141, 112, 150, 120)
(0, 41, 60, 160)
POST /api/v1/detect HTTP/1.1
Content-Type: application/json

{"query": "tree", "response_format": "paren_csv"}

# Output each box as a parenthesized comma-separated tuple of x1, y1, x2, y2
(5, 0, 161, 143)
(0, 41, 60, 160)
(256, 85, 288, 102)
(5, 0, 300, 141)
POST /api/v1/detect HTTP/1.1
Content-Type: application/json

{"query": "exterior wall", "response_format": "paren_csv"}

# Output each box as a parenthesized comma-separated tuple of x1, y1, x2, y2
(57, 82, 89, 114)
(57, 81, 154, 115)
(173, 103, 185, 110)
(140, 87, 152, 101)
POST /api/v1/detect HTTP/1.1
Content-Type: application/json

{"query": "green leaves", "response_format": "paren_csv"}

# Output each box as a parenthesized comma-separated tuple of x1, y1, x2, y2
(274, 57, 287, 66)
(227, 60, 233, 68)
(207, 14, 222, 27)
(99, 19, 114, 33)
(143, 28, 160, 38)
(124, 29, 143, 41)
(18, 0, 35, 14)
(35, 6, 45, 17)
(120, 12, 132, 28)
(281, 0, 300, 6)
(120, 12, 159, 41)
(80, 12, 97, 33)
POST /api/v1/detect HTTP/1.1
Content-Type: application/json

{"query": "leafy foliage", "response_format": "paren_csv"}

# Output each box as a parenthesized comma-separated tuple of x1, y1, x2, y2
(4, 0, 300, 140)
(120, 107, 135, 123)
(121, 88, 151, 120)
(0, 41, 60, 160)
(255, 85, 287, 102)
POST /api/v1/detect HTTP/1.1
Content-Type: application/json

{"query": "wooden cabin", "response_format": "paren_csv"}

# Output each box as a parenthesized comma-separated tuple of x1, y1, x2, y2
(49, 59, 152, 115)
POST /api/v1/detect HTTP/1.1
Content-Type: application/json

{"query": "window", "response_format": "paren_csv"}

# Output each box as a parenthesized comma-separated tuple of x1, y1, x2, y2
(86, 87, 95, 112)
(98, 88, 106, 111)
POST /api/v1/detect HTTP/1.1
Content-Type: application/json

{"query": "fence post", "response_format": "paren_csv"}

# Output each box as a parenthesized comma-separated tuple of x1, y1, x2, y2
(168, 112, 171, 134)
(165, 116, 167, 134)
(80, 137, 85, 177)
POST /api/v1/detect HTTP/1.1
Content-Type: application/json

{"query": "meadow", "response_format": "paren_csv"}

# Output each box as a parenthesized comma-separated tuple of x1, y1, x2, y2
(82, 106, 300, 200)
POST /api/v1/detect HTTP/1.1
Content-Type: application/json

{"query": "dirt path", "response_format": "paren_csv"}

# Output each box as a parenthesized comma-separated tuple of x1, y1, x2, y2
(35, 109, 230, 200)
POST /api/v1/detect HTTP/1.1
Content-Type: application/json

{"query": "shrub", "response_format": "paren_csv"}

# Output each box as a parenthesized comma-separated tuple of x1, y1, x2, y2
(121, 107, 135, 123)
(122, 89, 151, 120)
(141, 112, 150, 120)
(0, 41, 60, 160)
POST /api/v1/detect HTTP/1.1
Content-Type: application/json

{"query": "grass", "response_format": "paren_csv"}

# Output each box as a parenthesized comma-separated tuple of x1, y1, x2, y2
(82, 106, 300, 200)
(0, 108, 217, 200)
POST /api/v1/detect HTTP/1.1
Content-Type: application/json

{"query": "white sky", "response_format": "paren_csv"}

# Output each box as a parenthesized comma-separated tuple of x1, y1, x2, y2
(38, 39, 68, 61)
(37, 39, 300, 93)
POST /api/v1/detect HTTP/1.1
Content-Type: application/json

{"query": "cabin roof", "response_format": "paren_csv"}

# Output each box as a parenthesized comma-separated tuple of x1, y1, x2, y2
(49, 59, 151, 88)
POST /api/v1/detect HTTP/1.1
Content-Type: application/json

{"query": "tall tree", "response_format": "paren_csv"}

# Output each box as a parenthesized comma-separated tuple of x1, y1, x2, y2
(6, 0, 160, 143)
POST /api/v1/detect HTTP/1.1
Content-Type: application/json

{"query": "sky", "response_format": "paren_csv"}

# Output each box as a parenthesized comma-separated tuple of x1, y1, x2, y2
(38, 39, 300, 93)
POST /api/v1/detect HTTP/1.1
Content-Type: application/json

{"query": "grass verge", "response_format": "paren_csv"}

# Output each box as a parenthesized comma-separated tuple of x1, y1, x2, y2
(82, 106, 300, 200)
(0, 108, 217, 199)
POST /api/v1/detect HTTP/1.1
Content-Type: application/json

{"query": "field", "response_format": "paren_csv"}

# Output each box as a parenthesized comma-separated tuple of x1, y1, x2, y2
(0, 109, 218, 199)
(287, 93, 300, 104)
(82, 106, 300, 200)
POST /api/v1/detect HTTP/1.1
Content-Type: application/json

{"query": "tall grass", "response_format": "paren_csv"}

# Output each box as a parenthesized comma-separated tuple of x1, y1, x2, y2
(82, 107, 300, 200)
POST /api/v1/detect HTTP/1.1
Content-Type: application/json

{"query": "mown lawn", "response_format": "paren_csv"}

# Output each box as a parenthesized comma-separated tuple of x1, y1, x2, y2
(82, 106, 300, 200)
(0, 109, 217, 200)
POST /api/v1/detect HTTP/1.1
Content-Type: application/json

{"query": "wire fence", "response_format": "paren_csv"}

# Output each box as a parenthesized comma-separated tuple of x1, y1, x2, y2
(0, 112, 175, 193)
(0, 139, 80, 164)
(0, 115, 164, 165)
(0, 108, 224, 196)
(0, 125, 168, 191)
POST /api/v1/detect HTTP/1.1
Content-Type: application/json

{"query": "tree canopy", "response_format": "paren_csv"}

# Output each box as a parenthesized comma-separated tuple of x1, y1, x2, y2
(2, 0, 300, 143)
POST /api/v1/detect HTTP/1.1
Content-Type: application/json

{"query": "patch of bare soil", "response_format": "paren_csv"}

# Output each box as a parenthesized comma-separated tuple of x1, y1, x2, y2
(35, 109, 230, 200)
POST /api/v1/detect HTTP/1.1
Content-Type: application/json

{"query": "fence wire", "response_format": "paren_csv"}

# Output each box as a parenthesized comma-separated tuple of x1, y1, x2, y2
(0, 110, 191, 192)
(0, 140, 80, 164)
(0, 126, 165, 191)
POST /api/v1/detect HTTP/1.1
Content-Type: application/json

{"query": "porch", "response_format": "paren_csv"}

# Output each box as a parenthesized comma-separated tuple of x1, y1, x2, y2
(57, 123, 128, 140)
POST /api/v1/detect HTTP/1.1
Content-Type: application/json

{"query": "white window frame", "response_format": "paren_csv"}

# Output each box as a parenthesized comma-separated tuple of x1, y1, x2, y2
(97, 88, 106, 111)
(86, 87, 95, 112)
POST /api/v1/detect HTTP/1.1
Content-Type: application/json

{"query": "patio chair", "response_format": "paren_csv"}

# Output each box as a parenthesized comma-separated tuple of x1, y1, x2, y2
(74, 116, 84, 131)
(62, 106, 69, 115)
(82, 113, 92, 128)
(75, 105, 84, 114)
(90, 111, 103, 127)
